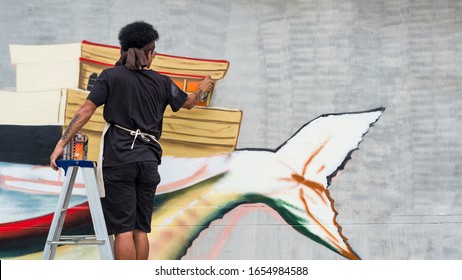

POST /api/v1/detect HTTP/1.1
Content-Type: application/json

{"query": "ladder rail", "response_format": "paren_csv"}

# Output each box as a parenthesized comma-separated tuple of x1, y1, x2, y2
(42, 166, 78, 260)
(82, 167, 114, 259)
(42, 160, 114, 260)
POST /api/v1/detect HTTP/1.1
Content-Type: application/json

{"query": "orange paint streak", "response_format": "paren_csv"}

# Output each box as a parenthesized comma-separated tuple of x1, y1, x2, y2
(292, 174, 324, 193)
(277, 138, 359, 259)
(299, 188, 339, 244)
(302, 141, 328, 175)
(299, 187, 360, 260)
(323, 188, 360, 260)
(291, 174, 326, 203)
(316, 165, 325, 174)
(279, 178, 290, 182)
(278, 177, 301, 189)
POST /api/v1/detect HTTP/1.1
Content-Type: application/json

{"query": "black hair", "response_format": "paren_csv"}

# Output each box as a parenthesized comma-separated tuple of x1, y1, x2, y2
(118, 21, 159, 51)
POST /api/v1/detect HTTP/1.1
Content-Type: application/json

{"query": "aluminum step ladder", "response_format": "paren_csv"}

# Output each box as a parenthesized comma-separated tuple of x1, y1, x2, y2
(42, 160, 114, 260)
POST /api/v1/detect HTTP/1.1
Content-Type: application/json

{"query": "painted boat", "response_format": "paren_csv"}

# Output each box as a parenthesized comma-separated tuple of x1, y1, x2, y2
(1, 41, 241, 165)
(0, 90, 66, 165)
(63, 88, 242, 161)
(80, 40, 230, 107)
(0, 40, 241, 206)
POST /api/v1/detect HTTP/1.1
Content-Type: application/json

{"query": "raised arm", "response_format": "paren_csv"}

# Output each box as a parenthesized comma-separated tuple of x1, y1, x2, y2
(49, 99, 98, 170)
(182, 75, 214, 110)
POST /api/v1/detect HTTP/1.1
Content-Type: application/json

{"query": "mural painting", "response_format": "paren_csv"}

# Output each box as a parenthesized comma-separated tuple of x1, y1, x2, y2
(0, 41, 383, 260)
(0, 0, 461, 263)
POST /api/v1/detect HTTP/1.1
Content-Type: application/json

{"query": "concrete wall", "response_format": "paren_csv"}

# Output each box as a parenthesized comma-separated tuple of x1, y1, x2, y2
(0, 0, 461, 259)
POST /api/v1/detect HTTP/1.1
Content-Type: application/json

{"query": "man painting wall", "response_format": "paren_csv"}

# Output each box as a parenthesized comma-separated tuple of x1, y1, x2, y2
(49, 21, 214, 260)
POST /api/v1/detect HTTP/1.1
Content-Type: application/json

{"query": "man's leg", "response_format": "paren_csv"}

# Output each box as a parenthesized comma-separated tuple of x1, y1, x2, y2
(102, 163, 138, 260)
(133, 229, 150, 260)
(114, 231, 136, 260)
(134, 161, 160, 260)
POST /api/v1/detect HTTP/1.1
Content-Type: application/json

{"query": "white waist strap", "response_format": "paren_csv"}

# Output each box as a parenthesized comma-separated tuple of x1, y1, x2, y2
(114, 124, 161, 149)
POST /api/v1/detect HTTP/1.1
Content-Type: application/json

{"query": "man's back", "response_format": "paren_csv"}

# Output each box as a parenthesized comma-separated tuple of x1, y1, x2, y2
(88, 66, 187, 166)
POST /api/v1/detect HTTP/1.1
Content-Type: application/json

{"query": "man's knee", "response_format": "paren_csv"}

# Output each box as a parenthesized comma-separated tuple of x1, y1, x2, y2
(133, 228, 148, 237)
(115, 230, 134, 240)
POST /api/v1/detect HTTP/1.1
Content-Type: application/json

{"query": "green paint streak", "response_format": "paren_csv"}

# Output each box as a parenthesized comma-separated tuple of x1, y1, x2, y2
(153, 175, 344, 259)
(243, 193, 343, 257)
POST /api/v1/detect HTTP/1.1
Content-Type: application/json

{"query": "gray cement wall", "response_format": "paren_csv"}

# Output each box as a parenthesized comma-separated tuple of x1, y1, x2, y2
(1, 0, 461, 259)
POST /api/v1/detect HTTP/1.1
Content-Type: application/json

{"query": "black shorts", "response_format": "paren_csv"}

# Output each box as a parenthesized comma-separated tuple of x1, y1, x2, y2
(101, 161, 160, 235)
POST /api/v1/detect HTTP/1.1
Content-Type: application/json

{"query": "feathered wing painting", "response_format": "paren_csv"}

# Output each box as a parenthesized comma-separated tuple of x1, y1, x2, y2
(146, 108, 384, 260)
(0, 41, 384, 260)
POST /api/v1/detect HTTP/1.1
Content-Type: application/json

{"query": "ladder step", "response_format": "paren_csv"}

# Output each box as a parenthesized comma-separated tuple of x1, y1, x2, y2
(48, 235, 106, 245)
(60, 235, 96, 240)
(48, 240, 106, 245)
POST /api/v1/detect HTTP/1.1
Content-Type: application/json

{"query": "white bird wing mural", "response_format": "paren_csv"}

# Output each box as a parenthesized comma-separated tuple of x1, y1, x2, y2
(206, 108, 384, 259)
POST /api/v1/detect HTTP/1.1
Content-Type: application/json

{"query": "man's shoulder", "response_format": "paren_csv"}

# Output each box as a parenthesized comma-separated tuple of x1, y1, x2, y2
(144, 70, 172, 85)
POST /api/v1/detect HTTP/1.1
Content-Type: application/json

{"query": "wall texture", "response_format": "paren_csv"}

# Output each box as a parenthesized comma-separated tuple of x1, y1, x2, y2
(0, 0, 461, 259)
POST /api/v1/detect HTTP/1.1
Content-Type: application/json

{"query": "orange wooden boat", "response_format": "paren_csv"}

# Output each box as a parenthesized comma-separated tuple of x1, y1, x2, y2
(68, 40, 241, 160)
(79, 40, 230, 107)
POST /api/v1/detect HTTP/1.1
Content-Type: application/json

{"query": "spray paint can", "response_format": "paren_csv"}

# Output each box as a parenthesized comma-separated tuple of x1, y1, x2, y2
(63, 141, 72, 160)
(63, 133, 88, 160)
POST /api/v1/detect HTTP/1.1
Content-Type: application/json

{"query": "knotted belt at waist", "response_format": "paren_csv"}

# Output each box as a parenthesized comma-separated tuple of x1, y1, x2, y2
(114, 124, 161, 150)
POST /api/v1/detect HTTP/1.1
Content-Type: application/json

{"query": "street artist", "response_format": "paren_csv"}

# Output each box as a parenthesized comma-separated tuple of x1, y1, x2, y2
(49, 21, 213, 260)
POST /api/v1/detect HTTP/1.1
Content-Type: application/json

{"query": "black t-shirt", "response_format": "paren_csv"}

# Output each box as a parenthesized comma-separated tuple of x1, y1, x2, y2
(87, 66, 188, 167)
